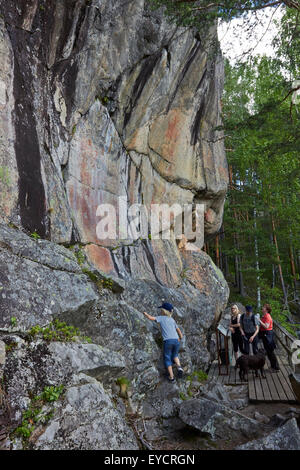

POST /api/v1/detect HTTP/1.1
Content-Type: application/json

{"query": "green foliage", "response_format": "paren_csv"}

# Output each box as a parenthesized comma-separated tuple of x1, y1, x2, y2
(116, 377, 131, 387)
(28, 319, 92, 343)
(273, 8, 300, 77)
(14, 385, 63, 442)
(214, 12, 300, 322)
(5, 341, 18, 353)
(15, 421, 35, 439)
(81, 267, 114, 291)
(95, 95, 109, 106)
(76, 249, 85, 265)
(8, 223, 18, 230)
(272, 310, 298, 337)
(147, 0, 299, 41)
(184, 370, 208, 398)
(82, 268, 99, 282)
(36, 385, 65, 403)
(187, 370, 208, 383)
(71, 247, 86, 265)
(116, 377, 131, 397)
(10, 317, 17, 327)
(30, 231, 41, 240)
(180, 268, 189, 280)
(98, 277, 114, 290)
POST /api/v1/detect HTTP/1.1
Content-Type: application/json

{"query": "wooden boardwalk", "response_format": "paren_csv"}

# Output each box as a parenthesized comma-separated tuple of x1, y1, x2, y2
(207, 355, 298, 403)
(207, 361, 248, 386)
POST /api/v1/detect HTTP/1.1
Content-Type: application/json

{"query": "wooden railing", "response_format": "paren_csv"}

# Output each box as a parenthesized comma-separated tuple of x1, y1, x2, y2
(273, 319, 299, 372)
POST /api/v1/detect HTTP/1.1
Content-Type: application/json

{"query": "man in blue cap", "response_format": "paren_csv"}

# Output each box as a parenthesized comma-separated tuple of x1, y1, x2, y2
(239, 305, 260, 355)
(143, 302, 184, 382)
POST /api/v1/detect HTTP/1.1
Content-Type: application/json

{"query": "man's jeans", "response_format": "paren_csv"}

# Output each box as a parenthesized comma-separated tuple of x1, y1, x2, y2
(243, 332, 258, 355)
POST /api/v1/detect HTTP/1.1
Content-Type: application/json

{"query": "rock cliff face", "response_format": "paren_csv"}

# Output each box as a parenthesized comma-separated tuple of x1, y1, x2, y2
(0, 0, 229, 449)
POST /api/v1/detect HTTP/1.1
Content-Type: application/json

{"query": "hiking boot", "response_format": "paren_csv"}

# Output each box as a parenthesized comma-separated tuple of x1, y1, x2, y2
(167, 376, 175, 383)
(177, 367, 184, 379)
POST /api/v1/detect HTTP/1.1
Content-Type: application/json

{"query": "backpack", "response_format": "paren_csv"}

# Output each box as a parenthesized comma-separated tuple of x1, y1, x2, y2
(240, 313, 256, 330)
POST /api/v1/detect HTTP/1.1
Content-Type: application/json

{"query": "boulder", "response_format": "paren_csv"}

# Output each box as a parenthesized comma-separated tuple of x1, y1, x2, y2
(47, 342, 126, 384)
(143, 381, 182, 420)
(142, 381, 186, 441)
(179, 397, 262, 441)
(236, 418, 300, 450)
(3, 338, 125, 423)
(253, 411, 270, 425)
(32, 382, 139, 450)
(0, 226, 99, 330)
(268, 413, 287, 427)
(199, 381, 248, 410)
(3, 335, 139, 450)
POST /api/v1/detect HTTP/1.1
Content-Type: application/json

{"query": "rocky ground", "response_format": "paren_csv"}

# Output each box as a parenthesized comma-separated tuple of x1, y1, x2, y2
(1, 333, 300, 451)
(0, 225, 299, 450)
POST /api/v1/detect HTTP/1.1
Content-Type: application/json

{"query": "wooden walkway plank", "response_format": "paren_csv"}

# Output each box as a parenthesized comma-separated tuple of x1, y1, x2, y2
(266, 369, 284, 401)
(262, 361, 273, 401)
(277, 373, 297, 402)
(218, 365, 229, 384)
(281, 370, 297, 398)
(220, 372, 228, 384)
(270, 371, 289, 401)
(232, 365, 238, 385)
(253, 372, 265, 401)
(263, 370, 280, 401)
(270, 356, 297, 402)
(260, 373, 273, 401)
(233, 365, 248, 385)
(228, 364, 236, 385)
(248, 371, 257, 401)
(276, 362, 297, 402)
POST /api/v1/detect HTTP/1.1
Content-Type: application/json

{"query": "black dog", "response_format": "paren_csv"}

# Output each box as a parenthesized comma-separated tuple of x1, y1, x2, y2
(235, 348, 266, 381)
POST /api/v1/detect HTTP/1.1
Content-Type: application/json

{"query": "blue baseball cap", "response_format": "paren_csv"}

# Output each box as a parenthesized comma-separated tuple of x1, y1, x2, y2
(158, 302, 173, 312)
(245, 305, 253, 312)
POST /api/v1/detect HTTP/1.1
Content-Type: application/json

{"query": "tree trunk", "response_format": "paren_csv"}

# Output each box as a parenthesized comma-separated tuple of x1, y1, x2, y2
(289, 236, 298, 300)
(238, 260, 246, 297)
(253, 207, 261, 309)
(234, 253, 240, 290)
(229, 166, 245, 296)
(271, 216, 289, 310)
(270, 233, 276, 289)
